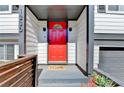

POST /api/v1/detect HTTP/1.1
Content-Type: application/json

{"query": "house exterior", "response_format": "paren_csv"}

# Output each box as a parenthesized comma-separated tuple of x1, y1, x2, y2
(94, 5, 124, 82)
(18, 5, 94, 76)
(0, 5, 19, 61)
(2, 5, 124, 82)
(0, 5, 94, 76)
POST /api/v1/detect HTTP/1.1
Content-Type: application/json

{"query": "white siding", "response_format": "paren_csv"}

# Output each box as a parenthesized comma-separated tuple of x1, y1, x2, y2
(14, 44, 19, 59)
(38, 43, 47, 64)
(67, 21, 77, 64)
(26, 8, 48, 64)
(38, 21, 48, 43)
(68, 21, 77, 43)
(94, 6, 124, 34)
(94, 45, 99, 68)
(26, 8, 39, 54)
(0, 14, 19, 33)
(68, 43, 76, 64)
(77, 7, 87, 71)
(37, 21, 48, 64)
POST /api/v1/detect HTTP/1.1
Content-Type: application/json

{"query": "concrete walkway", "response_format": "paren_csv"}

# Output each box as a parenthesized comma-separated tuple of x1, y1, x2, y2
(38, 65, 88, 87)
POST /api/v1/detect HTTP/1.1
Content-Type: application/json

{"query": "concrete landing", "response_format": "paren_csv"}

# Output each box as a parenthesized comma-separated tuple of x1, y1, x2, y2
(38, 65, 88, 87)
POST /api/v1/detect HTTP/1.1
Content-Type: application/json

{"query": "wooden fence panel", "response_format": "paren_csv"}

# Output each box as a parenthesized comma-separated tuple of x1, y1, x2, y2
(0, 55, 37, 87)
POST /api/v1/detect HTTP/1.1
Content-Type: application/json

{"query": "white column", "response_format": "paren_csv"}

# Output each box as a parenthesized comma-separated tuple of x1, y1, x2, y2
(94, 45, 100, 68)
(14, 44, 19, 59)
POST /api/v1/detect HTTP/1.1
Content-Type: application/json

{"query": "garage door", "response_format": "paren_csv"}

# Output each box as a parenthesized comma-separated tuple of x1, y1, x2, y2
(99, 47, 124, 82)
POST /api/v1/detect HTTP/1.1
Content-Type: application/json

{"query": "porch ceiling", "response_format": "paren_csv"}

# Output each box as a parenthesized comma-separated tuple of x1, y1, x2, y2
(28, 5, 85, 20)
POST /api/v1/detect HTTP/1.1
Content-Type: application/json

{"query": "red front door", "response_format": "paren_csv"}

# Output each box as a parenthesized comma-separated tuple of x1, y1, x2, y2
(48, 21, 67, 64)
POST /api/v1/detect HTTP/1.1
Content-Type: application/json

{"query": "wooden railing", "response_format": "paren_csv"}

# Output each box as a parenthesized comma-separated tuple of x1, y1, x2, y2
(0, 55, 37, 87)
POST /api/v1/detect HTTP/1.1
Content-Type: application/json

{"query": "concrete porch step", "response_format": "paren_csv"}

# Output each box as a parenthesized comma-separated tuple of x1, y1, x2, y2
(38, 65, 88, 87)
(39, 78, 88, 84)
(38, 83, 85, 87)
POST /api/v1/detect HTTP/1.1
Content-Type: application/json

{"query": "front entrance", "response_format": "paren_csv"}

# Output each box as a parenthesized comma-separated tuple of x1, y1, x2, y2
(48, 21, 67, 64)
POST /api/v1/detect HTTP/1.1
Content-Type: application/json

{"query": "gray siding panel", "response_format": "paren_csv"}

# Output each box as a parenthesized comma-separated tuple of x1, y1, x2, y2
(94, 34, 124, 40)
(99, 50, 124, 82)
(94, 40, 124, 46)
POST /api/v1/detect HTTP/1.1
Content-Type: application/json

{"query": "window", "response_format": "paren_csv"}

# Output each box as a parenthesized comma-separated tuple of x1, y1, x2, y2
(97, 5, 106, 13)
(6, 45, 14, 60)
(0, 5, 12, 13)
(0, 44, 14, 60)
(97, 5, 124, 14)
(106, 5, 124, 14)
(12, 5, 19, 13)
(0, 45, 4, 60)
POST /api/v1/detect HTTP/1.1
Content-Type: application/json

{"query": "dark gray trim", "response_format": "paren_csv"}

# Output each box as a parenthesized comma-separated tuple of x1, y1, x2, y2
(100, 47, 124, 51)
(48, 18, 67, 22)
(26, 5, 39, 20)
(76, 5, 86, 20)
(75, 42, 77, 64)
(25, 5, 86, 21)
(38, 19, 48, 21)
(97, 5, 106, 13)
(95, 39, 124, 41)
(0, 42, 18, 44)
(76, 64, 87, 76)
(0, 33, 19, 40)
(67, 19, 77, 21)
(39, 19, 78, 21)
(27, 5, 85, 21)
(0, 33, 19, 35)
(19, 5, 26, 55)
(94, 40, 124, 47)
(87, 5, 94, 76)
(94, 33, 124, 40)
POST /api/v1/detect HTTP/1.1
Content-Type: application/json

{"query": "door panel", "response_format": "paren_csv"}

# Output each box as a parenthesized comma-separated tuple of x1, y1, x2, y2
(48, 21, 67, 63)
(48, 45, 67, 62)
(49, 22, 67, 45)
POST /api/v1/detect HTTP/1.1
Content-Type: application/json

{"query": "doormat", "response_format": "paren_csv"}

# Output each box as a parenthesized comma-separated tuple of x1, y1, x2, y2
(48, 65, 66, 70)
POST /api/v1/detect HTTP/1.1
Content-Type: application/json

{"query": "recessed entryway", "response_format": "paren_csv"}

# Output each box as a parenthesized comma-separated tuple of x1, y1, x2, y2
(48, 21, 67, 64)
